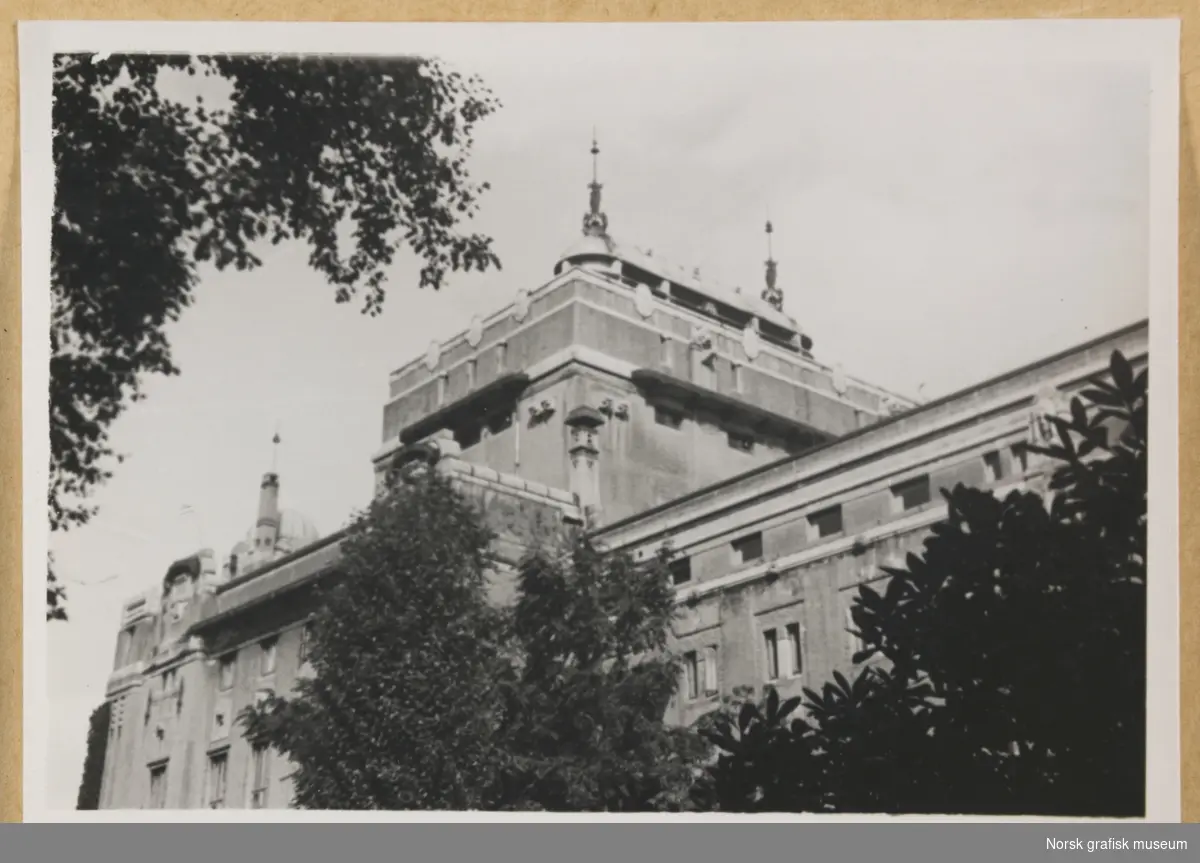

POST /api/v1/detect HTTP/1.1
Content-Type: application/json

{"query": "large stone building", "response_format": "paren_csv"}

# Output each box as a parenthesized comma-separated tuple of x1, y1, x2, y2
(96, 145, 1149, 809)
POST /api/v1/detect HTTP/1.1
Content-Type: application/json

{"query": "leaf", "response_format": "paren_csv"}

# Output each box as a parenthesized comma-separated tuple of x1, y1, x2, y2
(1110, 350, 1134, 395)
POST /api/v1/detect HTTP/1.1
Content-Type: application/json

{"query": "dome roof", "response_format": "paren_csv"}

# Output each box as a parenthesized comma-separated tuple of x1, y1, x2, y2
(274, 508, 320, 553)
(556, 233, 616, 266)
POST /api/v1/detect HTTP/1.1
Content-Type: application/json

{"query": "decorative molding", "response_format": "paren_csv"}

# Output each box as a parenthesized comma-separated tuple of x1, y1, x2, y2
(512, 288, 531, 322)
(634, 282, 654, 318)
(467, 315, 484, 348)
(423, 339, 441, 371)
(741, 324, 761, 361)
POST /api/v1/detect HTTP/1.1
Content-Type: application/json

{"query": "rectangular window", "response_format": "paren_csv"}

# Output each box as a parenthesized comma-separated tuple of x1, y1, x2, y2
(249, 743, 270, 809)
(731, 363, 743, 394)
(983, 450, 1004, 483)
(206, 752, 228, 809)
(732, 532, 764, 565)
(496, 342, 508, 373)
(1011, 443, 1030, 474)
(763, 628, 780, 681)
(259, 639, 277, 677)
(727, 431, 755, 453)
(785, 623, 803, 678)
(148, 763, 168, 809)
(668, 557, 692, 586)
(684, 651, 700, 700)
(218, 654, 236, 691)
(807, 505, 844, 539)
(299, 622, 314, 664)
(467, 358, 478, 389)
(891, 474, 932, 511)
(704, 646, 719, 695)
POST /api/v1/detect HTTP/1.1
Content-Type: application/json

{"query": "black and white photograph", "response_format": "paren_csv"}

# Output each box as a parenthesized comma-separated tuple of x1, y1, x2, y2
(20, 20, 1179, 820)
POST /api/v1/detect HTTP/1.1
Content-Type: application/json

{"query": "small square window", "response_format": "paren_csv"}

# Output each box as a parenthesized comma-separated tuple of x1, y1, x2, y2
(983, 451, 1004, 483)
(668, 557, 692, 586)
(1011, 443, 1030, 474)
(727, 431, 755, 453)
(891, 475, 932, 511)
(654, 406, 684, 429)
(807, 505, 844, 539)
(732, 532, 764, 565)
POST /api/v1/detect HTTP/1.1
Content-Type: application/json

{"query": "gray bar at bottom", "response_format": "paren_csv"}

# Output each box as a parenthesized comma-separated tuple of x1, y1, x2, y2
(0, 822, 1197, 863)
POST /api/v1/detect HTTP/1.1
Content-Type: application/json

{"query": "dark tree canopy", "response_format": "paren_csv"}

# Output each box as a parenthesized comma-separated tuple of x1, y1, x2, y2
(242, 473, 705, 811)
(241, 472, 511, 809)
(496, 535, 707, 811)
(76, 700, 112, 809)
(49, 53, 501, 614)
(698, 350, 1147, 817)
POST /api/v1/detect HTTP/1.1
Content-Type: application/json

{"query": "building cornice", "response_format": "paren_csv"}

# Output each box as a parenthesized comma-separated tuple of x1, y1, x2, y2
(595, 321, 1147, 549)
(670, 475, 1036, 605)
(630, 368, 832, 446)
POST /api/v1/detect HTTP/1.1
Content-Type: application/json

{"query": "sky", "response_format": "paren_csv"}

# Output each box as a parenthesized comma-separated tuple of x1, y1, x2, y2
(42, 26, 1152, 809)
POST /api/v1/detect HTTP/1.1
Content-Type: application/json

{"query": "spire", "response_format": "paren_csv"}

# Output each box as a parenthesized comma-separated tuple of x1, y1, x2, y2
(762, 218, 783, 312)
(582, 129, 609, 237)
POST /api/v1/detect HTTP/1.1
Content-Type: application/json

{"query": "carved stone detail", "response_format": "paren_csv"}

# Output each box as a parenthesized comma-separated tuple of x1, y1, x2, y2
(424, 339, 441, 371)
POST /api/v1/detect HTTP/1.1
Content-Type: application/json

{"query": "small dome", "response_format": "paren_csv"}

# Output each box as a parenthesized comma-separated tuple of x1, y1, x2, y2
(274, 509, 320, 554)
(556, 233, 616, 268)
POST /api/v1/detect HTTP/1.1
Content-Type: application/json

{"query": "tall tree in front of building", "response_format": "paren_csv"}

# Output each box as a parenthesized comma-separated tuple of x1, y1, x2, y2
(75, 701, 112, 809)
(240, 471, 512, 809)
(697, 350, 1147, 816)
(49, 54, 501, 617)
(495, 536, 707, 811)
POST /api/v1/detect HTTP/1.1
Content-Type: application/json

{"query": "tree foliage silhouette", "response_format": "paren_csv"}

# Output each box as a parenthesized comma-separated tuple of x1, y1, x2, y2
(49, 54, 501, 616)
(76, 701, 112, 809)
(496, 534, 707, 811)
(698, 350, 1147, 816)
(241, 472, 704, 810)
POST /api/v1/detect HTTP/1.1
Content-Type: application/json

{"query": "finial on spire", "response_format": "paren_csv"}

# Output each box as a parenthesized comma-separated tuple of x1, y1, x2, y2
(271, 424, 282, 474)
(583, 129, 609, 237)
(762, 218, 783, 312)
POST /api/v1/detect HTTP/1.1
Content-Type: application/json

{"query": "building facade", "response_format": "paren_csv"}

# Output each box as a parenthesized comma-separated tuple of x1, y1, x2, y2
(96, 150, 1149, 809)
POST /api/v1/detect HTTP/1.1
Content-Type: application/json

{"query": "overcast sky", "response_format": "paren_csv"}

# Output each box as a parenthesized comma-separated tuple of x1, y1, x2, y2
(43, 25, 1151, 809)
